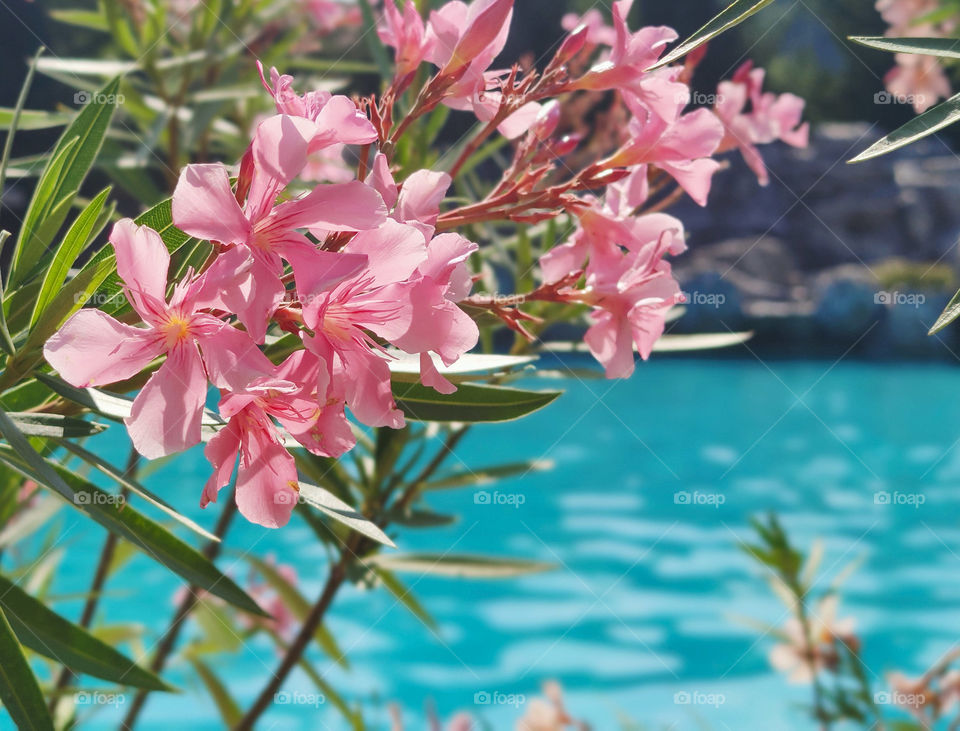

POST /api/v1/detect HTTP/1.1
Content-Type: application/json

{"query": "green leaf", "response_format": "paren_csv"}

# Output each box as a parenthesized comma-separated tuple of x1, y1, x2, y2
(0, 605, 53, 731)
(6, 413, 106, 438)
(929, 286, 960, 334)
(392, 381, 560, 423)
(246, 555, 348, 668)
(0, 416, 263, 616)
(357, 0, 392, 81)
(186, 657, 241, 725)
(32, 186, 111, 326)
(850, 92, 960, 162)
(49, 9, 110, 31)
(424, 459, 553, 490)
(0, 48, 44, 202)
(0, 108, 71, 131)
(84, 198, 197, 315)
(648, 0, 776, 70)
(298, 483, 396, 548)
(0, 574, 171, 691)
(57, 439, 219, 543)
(371, 566, 437, 630)
(849, 36, 960, 59)
(11, 76, 120, 284)
(365, 553, 555, 579)
(387, 352, 537, 382)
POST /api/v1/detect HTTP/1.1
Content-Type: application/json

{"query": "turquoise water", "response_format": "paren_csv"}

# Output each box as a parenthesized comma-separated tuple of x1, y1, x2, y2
(24, 358, 960, 729)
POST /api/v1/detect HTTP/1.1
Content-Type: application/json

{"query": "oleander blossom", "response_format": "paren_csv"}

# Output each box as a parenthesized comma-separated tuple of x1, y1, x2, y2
(876, 0, 956, 112)
(42, 2, 806, 529)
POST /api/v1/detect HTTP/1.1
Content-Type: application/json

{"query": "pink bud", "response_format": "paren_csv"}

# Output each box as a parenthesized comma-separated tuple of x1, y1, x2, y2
(444, 0, 513, 76)
(555, 24, 589, 65)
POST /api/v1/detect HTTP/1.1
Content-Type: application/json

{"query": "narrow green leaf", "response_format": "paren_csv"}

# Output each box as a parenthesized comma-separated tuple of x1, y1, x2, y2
(371, 566, 437, 630)
(929, 286, 960, 334)
(58, 439, 219, 543)
(0, 605, 53, 731)
(0, 48, 44, 203)
(0, 108, 70, 131)
(0, 231, 16, 356)
(648, 0, 776, 70)
(425, 459, 553, 490)
(298, 482, 396, 548)
(12, 76, 120, 284)
(392, 381, 561, 423)
(851, 92, 960, 162)
(0, 574, 171, 690)
(849, 36, 960, 59)
(357, 0, 392, 81)
(7, 413, 106, 438)
(0, 421, 263, 617)
(365, 553, 555, 579)
(246, 555, 348, 668)
(49, 9, 110, 31)
(186, 657, 241, 725)
(32, 186, 111, 326)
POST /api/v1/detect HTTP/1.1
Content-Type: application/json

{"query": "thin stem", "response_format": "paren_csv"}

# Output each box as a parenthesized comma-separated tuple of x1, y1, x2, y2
(121, 497, 239, 729)
(51, 448, 139, 704)
(234, 427, 468, 729)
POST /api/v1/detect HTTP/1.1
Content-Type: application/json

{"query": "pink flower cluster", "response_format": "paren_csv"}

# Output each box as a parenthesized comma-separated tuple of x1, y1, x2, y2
(877, 0, 955, 112)
(43, 0, 806, 528)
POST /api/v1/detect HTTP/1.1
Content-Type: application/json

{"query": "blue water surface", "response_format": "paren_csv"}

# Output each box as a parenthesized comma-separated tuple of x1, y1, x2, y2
(19, 358, 960, 730)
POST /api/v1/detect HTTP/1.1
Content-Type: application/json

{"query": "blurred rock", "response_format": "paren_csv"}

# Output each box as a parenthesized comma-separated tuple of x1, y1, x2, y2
(668, 122, 960, 357)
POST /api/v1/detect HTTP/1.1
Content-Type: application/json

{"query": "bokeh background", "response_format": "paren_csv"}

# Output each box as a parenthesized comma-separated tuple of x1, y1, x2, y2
(2, 1, 960, 729)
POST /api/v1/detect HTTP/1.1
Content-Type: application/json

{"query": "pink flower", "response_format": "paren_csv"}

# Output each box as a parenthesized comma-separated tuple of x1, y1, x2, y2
(173, 114, 387, 342)
(769, 596, 858, 683)
(516, 681, 586, 730)
(715, 62, 809, 185)
(379, 0, 431, 85)
(573, 1, 689, 122)
(203, 350, 354, 528)
(613, 97, 725, 206)
(561, 9, 616, 48)
(580, 229, 684, 378)
(44, 219, 258, 459)
(425, 0, 514, 112)
(299, 219, 476, 424)
(885, 52, 951, 113)
(302, 0, 361, 33)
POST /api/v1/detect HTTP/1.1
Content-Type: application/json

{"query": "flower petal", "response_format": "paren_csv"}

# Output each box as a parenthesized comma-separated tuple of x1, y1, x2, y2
(173, 164, 251, 244)
(44, 309, 162, 388)
(126, 344, 207, 459)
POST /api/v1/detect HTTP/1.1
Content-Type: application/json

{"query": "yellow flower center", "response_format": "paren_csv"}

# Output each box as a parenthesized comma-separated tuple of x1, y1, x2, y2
(163, 316, 192, 348)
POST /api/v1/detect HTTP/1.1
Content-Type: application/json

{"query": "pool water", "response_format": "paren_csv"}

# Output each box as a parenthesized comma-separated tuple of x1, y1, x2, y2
(27, 358, 960, 729)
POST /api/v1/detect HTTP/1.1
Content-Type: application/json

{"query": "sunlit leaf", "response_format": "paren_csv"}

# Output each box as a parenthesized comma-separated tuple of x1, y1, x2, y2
(6, 412, 106, 438)
(648, 0, 776, 70)
(851, 92, 960, 162)
(298, 482, 396, 548)
(850, 36, 960, 59)
(929, 286, 960, 334)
